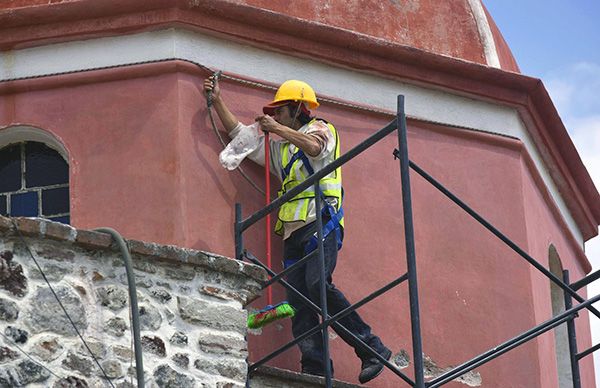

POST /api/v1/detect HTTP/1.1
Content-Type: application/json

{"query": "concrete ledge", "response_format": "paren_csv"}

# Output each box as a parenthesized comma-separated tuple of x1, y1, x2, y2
(250, 365, 362, 388)
(0, 215, 268, 285)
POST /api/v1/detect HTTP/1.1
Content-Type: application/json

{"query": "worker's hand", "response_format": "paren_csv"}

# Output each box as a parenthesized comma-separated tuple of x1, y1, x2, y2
(203, 76, 221, 101)
(255, 115, 282, 134)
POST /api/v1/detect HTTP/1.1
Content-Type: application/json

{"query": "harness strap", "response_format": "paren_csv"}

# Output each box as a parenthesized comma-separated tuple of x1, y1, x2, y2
(282, 149, 343, 268)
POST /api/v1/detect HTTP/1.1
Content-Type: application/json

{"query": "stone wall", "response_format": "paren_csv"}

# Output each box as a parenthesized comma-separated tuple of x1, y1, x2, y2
(0, 216, 266, 388)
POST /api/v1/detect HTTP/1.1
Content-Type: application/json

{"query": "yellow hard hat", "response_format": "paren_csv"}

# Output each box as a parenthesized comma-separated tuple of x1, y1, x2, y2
(263, 80, 319, 114)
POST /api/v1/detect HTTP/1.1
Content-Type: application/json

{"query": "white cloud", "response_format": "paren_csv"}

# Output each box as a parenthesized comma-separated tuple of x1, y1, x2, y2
(545, 62, 600, 119)
(568, 115, 600, 189)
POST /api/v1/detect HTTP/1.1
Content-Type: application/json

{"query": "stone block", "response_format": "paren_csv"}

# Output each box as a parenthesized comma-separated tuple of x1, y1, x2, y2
(29, 263, 71, 281)
(14, 217, 42, 237)
(178, 296, 246, 332)
(52, 376, 90, 388)
(172, 353, 190, 369)
(0, 216, 12, 232)
(169, 331, 188, 346)
(112, 345, 133, 361)
(0, 298, 19, 322)
(150, 289, 172, 303)
(96, 285, 128, 311)
(131, 258, 158, 274)
(141, 335, 166, 357)
(138, 304, 162, 331)
(0, 360, 50, 386)
(194, 357, 247, 382)
(153, 364, 195, 388)
(0, 346, 19, 363)
(197, 331, 247, 357)
(105, 316, 128, 337)
(76, 340, 107, 359)
(165, 267, 195, 281)
(127, 240, 158, 256)
(62, 352, 95, 377)
(26, 286, 87, 335)
(30, 336, 63, 362)
(100, 359, 124, 379)
(45, 221, 76, 242)
(199, 285, 244, 304)
(4, 326, 28, 344)
(33, 242, 76, 262)
(75, 230, 112, 250)
(0, 255, 27, 297)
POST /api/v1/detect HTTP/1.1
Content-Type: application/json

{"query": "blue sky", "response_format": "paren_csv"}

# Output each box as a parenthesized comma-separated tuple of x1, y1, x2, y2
(484, 0, 600, 384)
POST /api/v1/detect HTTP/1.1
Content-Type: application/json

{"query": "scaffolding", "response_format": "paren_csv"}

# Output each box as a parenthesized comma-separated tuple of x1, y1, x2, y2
(235, 95, 600, 387)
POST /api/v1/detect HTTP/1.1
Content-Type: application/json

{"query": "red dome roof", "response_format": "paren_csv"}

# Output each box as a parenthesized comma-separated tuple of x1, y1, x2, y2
(236, 0, 519, 72)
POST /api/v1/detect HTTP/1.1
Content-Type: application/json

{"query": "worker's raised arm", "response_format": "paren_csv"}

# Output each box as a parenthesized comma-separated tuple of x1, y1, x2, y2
(203, 77, 239, 133)
(255, 115, 322, 157)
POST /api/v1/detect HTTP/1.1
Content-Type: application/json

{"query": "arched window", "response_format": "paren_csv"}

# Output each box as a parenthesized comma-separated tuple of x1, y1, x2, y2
(0, 133, 70, 224)
(549, 245, 572, 388)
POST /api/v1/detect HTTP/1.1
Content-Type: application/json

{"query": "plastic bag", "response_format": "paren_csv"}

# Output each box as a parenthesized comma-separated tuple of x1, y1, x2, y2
(219, 122, 263, 170)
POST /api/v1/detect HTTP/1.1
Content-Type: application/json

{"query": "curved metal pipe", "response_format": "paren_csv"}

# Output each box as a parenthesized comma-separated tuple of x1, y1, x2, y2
(94, 228, 144, 387)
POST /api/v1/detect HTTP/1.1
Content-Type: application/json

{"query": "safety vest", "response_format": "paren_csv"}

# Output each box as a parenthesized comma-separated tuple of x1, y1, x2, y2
(274, 119, 344, 236)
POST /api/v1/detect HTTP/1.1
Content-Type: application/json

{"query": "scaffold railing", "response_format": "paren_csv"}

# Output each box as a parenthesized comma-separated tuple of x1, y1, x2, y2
(234, 95, 599, 387)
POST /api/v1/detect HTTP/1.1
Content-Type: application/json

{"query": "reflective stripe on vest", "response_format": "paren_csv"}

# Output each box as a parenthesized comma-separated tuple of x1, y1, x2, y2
(274, 119, 344, 236)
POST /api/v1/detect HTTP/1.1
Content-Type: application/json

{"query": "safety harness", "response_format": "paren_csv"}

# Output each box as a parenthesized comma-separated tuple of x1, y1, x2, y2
(281, 145, 344, 269)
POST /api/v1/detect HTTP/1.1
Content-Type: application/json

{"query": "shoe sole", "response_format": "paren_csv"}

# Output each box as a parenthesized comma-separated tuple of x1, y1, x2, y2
(359, 348, 393, 384)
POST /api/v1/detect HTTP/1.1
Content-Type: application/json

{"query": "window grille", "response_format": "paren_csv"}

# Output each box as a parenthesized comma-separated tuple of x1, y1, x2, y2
(0, 141, 69, 224)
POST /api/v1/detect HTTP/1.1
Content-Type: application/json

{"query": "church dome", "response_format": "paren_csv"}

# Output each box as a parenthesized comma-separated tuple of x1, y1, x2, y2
(235, 0, 519, 72)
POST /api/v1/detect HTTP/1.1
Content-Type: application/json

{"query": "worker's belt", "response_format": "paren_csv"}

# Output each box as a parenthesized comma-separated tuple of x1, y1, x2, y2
(282, 149, 343, 269)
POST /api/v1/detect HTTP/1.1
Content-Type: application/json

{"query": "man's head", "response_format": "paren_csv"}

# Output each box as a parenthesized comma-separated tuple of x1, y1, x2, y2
(271, 102, 312, 129)
(263, 80, 318, 128)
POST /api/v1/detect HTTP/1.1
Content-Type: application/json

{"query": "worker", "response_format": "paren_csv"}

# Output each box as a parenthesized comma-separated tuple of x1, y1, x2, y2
(203, 76, 392, 384)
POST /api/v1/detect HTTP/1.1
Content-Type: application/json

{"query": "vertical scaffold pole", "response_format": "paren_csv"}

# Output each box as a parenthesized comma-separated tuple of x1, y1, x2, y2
(315, 183, 333, 387)
(396, 95, 425, 388)
(235, 203, 243, 260)
(563, 270, 581, 388)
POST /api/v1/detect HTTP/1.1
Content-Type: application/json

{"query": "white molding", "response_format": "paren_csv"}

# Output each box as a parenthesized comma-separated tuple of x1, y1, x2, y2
(0, 28, 583, 243)
(467, 0, 501, 68)
(0, 125, 69, 161)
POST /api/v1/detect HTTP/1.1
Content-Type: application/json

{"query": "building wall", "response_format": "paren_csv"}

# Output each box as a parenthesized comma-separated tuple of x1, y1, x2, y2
(520, 156, 596, 387)
(0, 62, 596, 386)
(0, 28, 588, 245)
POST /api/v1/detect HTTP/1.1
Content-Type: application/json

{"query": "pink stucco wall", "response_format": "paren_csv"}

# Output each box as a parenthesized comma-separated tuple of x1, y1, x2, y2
(0, 66, 595, 387)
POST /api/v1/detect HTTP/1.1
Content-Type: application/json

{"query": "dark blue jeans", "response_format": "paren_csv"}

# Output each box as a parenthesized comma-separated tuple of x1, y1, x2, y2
(284, 220, 386, 373)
